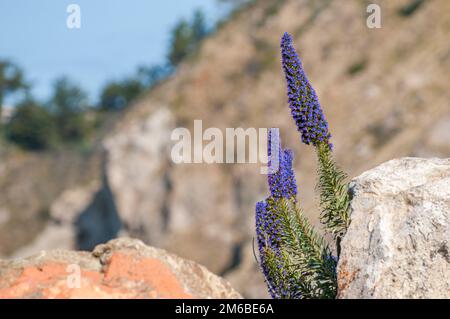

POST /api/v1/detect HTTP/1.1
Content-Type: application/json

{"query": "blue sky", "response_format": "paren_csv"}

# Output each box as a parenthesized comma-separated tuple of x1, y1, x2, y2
(0, 0, 227, 103)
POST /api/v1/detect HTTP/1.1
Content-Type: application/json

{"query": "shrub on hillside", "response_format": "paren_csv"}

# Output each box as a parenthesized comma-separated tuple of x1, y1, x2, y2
(167, 9, 209, 66)
(48, 77, 91, 143)
(5, 99, 57, 150)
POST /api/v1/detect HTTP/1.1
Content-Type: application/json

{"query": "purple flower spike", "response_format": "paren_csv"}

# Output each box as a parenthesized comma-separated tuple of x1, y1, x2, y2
(280, 32, 331, 148)
(267, 128, 297, 201)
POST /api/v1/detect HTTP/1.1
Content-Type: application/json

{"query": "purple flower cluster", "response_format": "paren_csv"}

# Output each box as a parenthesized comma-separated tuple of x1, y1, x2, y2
(267, 129, 297, 201)
(280, 32, 331, 148)
(255, 201, 282, 252)
(255, 199, 301, 298)
(255, 200, 280, 298)
(255, 129, 299, 298)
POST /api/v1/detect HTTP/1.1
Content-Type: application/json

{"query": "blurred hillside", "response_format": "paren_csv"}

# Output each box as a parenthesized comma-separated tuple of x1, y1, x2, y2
(0, 0, 449, 298)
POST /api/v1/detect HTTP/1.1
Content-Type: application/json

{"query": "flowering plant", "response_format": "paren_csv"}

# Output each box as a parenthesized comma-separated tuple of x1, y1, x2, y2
(255, 33, 351, 299)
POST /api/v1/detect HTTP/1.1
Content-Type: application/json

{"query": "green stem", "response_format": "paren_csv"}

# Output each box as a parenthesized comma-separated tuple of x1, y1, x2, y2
(316, 142, 351, 255)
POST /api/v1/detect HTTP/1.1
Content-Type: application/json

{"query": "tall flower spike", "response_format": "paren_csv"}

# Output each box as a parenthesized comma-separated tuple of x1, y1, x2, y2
(267, 128, 298, 201)
(280, 32, 331, 149)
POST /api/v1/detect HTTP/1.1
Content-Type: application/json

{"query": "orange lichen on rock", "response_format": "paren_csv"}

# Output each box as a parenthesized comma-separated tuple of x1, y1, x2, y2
(0, 238, 241, 299)
(0, 262, 102, 298)
(336, 260, 359, 299)
(103, 253, 192, 298)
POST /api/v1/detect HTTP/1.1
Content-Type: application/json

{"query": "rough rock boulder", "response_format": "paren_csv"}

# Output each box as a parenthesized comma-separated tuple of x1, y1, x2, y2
(0, 238, 242, 299)
(338, 158, 450, 298)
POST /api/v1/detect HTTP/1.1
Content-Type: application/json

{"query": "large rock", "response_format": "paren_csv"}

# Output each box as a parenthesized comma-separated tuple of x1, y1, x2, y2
(0, 238, 241, 299)
(338, 158, 450, 298)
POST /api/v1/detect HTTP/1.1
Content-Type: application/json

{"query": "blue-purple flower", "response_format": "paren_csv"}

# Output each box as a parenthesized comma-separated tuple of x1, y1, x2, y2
(280, 32, 332, 149)
(267, 128, 297, 201)
(255, 200, 282, 252)
(256, 129, 300, 298)
(255, 200, 280, 297)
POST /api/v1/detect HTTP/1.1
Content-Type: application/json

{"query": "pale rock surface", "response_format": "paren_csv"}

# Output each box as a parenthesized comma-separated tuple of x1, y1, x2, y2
(338, 158, 450, 299)
(103, 107, 175, 242)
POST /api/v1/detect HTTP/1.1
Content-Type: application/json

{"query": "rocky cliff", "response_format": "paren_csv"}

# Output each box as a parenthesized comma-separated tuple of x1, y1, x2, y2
(1, 0, 450, 298)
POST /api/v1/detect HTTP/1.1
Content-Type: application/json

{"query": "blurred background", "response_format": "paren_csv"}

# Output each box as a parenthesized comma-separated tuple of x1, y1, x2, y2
(0, 0, 449, 298)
